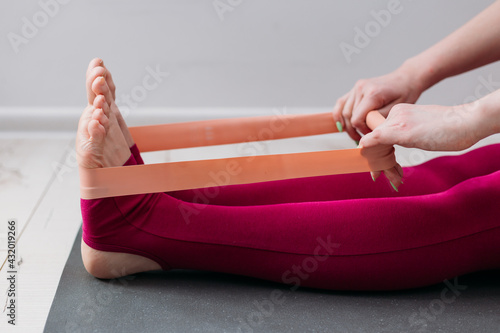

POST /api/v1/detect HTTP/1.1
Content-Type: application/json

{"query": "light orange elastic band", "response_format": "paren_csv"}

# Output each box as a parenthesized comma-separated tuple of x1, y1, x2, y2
(80, 111, 396, 199)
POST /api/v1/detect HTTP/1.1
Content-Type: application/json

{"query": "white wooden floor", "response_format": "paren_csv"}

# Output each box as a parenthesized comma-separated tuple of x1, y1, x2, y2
(0, 120, 499, 333)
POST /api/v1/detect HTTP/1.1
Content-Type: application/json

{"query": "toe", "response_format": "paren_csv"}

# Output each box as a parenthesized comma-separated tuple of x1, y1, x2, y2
(86, 58, 116, 102)
(77, 105, 95, 142)
(86, 66, 107, 104)
(93, 95, 111, 118)
(102, 64, 116, 100)
(86, 58, 103, 76)
(88, 119, 106, 146)
(77, 106, 104, 169)
(92, 108, 110, 131)
(92, 76, 114, 104)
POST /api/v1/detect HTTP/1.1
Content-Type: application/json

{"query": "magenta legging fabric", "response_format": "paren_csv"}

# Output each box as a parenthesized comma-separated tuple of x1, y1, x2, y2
(81, 143, 500, 290)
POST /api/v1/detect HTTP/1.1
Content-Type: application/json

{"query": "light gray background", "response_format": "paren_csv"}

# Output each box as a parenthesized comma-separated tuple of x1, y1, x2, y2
(1, 0, 499, 110)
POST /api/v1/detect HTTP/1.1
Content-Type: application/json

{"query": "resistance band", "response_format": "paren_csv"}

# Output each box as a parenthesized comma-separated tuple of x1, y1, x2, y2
(80, 111, 397, 199)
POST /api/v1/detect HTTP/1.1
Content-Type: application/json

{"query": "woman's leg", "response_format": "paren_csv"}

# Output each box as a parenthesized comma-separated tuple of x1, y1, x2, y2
(80, 59, 500, 290)
(82, 144, 500, 290)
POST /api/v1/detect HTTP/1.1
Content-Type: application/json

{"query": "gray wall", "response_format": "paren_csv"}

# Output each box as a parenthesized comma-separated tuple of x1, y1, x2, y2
(1, 0, 498, 109)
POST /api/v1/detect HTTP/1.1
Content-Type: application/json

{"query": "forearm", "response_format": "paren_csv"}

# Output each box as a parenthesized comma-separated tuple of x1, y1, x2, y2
(399, 0, 500, 92)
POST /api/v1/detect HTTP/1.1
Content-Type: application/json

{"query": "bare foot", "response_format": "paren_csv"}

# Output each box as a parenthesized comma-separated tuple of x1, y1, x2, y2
(86, 57, 136, 149)
(78, 62, 161, 279)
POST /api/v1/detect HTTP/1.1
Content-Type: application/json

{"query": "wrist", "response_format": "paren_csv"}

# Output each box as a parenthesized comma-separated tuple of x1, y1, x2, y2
(398, 56, 441, 94)
(470, 90, 500, 140)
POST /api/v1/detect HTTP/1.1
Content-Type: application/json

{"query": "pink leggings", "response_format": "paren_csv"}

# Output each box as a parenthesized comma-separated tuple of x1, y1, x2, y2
(81, 144, 500, 290)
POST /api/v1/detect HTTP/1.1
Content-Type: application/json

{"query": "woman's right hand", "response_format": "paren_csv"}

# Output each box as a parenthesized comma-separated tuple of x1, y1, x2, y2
(359, 88, 500, 187)
(332, 63, 425, 142)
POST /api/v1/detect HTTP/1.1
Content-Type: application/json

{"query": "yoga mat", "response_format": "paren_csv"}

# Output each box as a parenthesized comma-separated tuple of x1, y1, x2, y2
(44, 227, 500, 333)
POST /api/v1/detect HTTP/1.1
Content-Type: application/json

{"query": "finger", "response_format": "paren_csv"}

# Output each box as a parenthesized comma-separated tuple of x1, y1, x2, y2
(352, 96, 383, 135)
(332, 94, 348, 133)
(383, 163, 404, 191)
(352, 87, 365, 115)
(370, 170, 381, 182)
(344, 115, 362, 142)
(359, 122, 401, 149)
(342, 92, 362, 141)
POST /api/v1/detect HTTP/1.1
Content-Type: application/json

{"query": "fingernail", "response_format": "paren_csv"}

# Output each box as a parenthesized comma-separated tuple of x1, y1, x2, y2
(371, 174, 376, 182)
(390, 181, 399, 192)
(336, 121, 343, 132)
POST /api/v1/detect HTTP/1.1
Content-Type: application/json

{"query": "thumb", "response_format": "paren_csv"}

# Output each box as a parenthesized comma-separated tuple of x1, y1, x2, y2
(360, 123, 399, 148)
(359, 128, 382, 148)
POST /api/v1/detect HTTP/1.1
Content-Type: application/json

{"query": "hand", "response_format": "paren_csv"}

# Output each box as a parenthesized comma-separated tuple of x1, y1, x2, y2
(361, 103, 481, 151)
(359, 139, 404, 192)
(360, 102, 484, 185)
(332, 65, 424, 142)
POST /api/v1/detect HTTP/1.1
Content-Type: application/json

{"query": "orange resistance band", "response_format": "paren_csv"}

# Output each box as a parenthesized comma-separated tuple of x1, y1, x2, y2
(79, 111, 396, 199)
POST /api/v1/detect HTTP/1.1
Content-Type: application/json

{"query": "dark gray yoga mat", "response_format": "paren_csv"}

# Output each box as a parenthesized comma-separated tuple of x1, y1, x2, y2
(45, 227, 500, 333)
